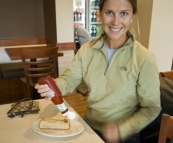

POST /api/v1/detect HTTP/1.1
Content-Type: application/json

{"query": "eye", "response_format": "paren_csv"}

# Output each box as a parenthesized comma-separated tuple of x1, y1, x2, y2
(105, 10, 114, 16)
(120, 11, 128, 16)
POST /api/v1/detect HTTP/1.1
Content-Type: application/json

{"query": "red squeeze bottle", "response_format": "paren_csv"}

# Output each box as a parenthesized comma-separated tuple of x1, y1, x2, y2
(38, 75, 69, 116)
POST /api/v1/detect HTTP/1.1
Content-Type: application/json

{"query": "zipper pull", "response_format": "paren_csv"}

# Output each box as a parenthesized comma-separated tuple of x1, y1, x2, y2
(104, 64, 109, 76)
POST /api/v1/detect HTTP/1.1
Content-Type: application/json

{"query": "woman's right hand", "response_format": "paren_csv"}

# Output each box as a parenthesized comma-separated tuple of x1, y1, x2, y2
(35, 83, 53, 100)
(102, 122, 121, 143)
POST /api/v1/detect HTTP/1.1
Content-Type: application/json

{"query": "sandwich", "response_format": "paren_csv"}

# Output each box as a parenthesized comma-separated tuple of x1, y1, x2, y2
(39, 118, 70, 130)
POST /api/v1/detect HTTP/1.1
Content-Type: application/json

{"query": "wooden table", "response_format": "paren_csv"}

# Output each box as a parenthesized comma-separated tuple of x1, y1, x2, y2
(0, 99, 104, 143)
(5, 46, 63, 60)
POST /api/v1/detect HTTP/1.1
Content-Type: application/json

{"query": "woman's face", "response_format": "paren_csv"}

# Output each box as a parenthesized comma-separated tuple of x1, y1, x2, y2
(100, 0, 134, 42)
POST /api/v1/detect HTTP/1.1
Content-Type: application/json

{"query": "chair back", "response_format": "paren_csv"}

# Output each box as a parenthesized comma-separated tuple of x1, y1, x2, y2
(75, 28, 91, 96)
(20, 47, 58, 98)
(158, 114, 173, 143)
(77, 28, 92, 47)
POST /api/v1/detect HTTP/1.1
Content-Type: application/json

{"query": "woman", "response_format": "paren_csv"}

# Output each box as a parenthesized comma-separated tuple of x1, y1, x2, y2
(35, 0, 161, 142)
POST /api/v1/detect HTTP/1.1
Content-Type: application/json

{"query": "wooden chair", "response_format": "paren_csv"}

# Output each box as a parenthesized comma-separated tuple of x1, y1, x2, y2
(160, 71, 173, 81)
(158, 114, 173, 143)
(20, 47, 58, 99)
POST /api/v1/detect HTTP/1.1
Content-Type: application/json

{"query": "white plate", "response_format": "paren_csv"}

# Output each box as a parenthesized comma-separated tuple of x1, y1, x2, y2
(32, 119, 84, 137)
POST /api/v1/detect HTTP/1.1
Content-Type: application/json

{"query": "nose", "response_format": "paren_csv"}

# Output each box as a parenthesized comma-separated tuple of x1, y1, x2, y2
(112, 15, 119, 25)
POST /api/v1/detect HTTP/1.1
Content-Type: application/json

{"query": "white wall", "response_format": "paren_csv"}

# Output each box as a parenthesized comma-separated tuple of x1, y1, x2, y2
(55, 0, 75, 75)
(148, 0, 173, 71)
(131, 0, 173, 72)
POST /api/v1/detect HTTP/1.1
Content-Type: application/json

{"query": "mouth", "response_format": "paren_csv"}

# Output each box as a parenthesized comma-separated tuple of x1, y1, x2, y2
(109, 27, 123, 32)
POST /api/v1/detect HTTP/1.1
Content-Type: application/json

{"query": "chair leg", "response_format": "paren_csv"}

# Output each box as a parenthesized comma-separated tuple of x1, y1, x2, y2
(76, 80, 89, 96)
(21, 83, 28, 98)
(23, 85, 33, 99)
(24, 85, 40, 99)
(76, 89, 89, 96)
(32, 88, 40, 99)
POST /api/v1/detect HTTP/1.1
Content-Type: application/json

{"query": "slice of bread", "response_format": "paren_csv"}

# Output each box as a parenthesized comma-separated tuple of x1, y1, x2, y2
(39, 118, 70, 130)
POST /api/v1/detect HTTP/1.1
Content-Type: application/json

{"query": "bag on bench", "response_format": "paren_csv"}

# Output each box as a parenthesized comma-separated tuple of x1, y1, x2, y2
(140, 73, 173, 143)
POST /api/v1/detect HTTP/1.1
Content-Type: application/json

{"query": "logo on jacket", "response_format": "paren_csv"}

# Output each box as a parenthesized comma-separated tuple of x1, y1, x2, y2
(119, 66, 127, 71)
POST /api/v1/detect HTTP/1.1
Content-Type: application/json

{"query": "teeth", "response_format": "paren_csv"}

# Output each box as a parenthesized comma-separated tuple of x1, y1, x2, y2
(110, 27, 121, 32)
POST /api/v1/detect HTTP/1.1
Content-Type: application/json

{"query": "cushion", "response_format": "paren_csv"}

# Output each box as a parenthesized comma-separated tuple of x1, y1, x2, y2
(0, 63, 25, 79)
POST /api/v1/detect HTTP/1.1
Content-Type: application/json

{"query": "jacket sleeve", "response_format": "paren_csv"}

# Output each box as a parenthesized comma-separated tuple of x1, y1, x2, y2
(54, 45, 87, 95)
(118, 54, 161, 140)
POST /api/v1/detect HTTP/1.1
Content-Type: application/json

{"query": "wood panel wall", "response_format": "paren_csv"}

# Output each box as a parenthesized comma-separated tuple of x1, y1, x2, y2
(0, 0, 45, 39)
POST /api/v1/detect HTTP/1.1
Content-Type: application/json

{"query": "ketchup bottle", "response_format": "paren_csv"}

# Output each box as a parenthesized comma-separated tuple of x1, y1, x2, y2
(38, 75, 76, 119)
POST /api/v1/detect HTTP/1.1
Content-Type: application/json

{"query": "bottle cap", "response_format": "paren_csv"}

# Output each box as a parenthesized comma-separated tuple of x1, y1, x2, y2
(67, 111, 76, 120)
(62, 110, 69, 116)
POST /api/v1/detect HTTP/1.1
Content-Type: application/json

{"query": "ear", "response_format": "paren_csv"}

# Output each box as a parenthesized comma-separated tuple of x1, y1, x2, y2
(130, 15, 135, 23)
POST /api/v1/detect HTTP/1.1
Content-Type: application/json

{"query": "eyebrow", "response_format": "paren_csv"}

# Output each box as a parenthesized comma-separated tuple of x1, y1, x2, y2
(103, 9, 132, 12)
(121, 10, 131, 12)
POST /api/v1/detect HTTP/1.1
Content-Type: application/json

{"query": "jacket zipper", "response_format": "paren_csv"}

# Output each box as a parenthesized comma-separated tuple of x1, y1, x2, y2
(104, 63, 109, 76)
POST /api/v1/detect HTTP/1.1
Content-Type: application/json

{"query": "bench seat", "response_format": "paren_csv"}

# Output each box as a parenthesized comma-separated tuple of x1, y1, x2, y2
(0, 63, 24, 79)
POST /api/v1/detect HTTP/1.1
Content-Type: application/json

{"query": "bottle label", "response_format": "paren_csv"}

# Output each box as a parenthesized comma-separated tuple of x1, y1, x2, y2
(56, 102, 67, 112)
(46, 90, 55, 98)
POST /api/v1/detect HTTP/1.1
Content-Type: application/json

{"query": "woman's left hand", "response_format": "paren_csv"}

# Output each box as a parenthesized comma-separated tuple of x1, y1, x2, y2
(102, 122, 121, 143)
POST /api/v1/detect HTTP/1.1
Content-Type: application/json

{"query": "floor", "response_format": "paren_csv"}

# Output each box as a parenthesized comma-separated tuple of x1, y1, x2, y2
(63, 92, 88, 118)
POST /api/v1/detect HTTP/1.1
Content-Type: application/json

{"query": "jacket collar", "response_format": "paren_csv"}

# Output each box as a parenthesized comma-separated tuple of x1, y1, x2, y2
(90, 31, 135, 50)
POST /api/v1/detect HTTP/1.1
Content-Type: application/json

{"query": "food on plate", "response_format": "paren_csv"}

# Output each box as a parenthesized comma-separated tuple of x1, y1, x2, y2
(39, 118, 70, 130)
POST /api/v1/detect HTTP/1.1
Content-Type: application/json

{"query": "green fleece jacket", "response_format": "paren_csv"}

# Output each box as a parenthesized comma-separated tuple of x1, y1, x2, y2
(55, 33, 161, 140)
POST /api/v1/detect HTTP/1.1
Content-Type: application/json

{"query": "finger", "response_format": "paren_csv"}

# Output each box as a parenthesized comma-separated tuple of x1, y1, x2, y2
(39, 91, 50, 98)
(39, 90, 54, 99)
(37, 86, 50, 94)
(35, 83, 48, 89)
(45, 96, 52, 101)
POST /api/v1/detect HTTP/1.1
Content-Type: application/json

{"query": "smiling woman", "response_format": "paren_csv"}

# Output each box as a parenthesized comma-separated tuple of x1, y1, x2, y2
(34, 0, 161, 143)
